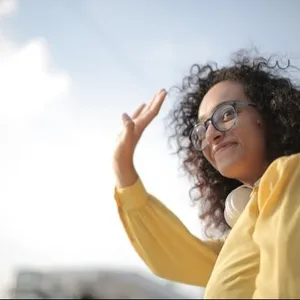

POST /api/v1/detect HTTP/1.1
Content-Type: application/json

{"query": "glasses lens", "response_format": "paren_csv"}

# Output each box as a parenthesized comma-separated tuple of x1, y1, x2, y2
(191, 104, 238, 151)
(213, 104, 237, 131)
(191, 124, 207, 151)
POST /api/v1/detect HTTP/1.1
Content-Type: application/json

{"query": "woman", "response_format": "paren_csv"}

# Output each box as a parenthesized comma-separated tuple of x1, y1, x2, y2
(112, 50, 300, 298)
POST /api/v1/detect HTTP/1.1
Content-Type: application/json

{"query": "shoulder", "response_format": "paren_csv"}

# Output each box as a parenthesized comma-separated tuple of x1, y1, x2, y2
(257, 153, 300, 210)
(262, 153, 300, 183)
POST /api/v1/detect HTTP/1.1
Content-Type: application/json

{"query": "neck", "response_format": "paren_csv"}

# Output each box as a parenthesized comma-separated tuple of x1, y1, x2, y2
(239, 161, 269, 187)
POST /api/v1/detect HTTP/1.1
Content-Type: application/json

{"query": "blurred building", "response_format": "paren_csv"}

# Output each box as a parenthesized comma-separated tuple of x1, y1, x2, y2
(10, 269, 193, 299)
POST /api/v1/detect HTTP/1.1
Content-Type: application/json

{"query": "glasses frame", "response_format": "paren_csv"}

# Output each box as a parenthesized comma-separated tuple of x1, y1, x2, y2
(190, 100, 257, 151)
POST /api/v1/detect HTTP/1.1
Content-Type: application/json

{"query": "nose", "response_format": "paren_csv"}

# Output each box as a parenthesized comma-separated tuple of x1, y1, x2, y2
(205, 123, 223, 145)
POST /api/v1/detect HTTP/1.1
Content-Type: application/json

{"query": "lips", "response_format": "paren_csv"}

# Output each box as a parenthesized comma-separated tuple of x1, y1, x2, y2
(213, 142, 237, 158)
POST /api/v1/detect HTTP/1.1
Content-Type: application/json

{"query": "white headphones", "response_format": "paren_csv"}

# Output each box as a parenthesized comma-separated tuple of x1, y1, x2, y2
(224, 185, 253, 228)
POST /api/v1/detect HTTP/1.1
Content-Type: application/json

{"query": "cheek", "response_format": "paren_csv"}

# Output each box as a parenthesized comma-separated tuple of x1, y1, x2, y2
(229, 126, 244, 144)
(233, 114, 258, 141)
(202, 148, 216, 168)
(233, 119, 264, 151)
(202, 148, 210, 161)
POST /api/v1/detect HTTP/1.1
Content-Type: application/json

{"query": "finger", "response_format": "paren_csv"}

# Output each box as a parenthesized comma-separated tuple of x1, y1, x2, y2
(122, 113, 135, 132)
(143, 89, 166, 113)
(137, 90, 167, 128)
(131, 103, 146, 119)
(142, 92, 158, 113)
(149, 89, 167, 113)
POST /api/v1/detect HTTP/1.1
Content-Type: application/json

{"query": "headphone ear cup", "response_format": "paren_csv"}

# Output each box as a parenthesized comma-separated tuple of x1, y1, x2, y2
(224, 185, 252, 228)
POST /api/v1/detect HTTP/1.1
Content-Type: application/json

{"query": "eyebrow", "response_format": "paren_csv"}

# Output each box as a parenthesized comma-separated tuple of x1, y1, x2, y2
(198, 100, 236, 123)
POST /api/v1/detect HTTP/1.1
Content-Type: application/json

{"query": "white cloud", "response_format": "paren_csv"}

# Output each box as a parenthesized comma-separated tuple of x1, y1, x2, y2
(0, 0, 17, 18)
(0, 0, 70, 124)
(0, 36, 71, 123)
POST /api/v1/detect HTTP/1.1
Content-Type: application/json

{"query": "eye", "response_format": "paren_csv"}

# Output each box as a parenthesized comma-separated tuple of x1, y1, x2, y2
(222, 109, 235, 121)
(215, 106, 235, 123)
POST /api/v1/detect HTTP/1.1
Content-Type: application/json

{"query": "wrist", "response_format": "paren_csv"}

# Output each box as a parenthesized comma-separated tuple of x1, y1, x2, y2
(114, 164, 138, 189)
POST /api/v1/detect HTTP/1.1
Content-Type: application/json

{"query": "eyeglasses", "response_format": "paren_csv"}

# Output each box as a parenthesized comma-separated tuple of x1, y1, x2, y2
(190, 100, 257, 151)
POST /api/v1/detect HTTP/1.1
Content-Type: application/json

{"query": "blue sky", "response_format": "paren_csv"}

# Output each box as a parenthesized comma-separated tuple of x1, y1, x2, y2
(0, 0, 300, 296)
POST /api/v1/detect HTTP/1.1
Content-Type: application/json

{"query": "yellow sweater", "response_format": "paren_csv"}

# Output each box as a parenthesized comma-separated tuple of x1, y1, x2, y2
(114, 153, 300, 298)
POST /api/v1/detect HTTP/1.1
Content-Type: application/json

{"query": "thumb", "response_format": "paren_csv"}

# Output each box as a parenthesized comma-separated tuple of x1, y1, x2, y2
(122, 113, 135, 134)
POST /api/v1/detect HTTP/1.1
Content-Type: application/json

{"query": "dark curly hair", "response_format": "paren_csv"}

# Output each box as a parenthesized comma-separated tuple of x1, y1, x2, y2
(166, 49, 300, 236)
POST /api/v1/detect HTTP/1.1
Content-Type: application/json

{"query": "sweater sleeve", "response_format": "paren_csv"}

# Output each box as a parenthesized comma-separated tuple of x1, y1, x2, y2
(253, 153, 300, 298)
(114, 178, 223, 287)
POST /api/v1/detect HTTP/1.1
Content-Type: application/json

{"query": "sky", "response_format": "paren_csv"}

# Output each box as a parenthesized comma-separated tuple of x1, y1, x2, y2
(0, 0, 300, 297)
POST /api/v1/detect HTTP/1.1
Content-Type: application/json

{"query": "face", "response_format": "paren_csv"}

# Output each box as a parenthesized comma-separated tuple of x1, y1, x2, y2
(198, 80, 269, 185)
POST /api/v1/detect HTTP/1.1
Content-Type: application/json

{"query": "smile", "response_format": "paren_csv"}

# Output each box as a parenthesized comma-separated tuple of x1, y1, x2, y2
(214, 143, 237, 158)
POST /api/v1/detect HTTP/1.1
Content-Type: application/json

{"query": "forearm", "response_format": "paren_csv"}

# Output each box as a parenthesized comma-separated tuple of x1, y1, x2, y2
(114, 163, 138, 189)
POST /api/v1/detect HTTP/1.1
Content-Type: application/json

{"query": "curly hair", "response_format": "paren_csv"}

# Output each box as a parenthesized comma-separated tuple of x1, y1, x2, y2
(166, 49, 300, 236)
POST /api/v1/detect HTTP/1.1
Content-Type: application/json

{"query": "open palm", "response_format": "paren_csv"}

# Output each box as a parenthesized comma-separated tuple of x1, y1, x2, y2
(113, 89, 167, 173)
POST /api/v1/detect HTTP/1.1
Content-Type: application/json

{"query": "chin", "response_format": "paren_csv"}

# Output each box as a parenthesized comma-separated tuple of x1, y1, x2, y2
(215, 155, 245, 179)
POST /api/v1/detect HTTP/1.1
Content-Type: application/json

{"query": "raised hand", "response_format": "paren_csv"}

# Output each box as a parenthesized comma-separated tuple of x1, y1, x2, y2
(113, 89, 167, 188)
